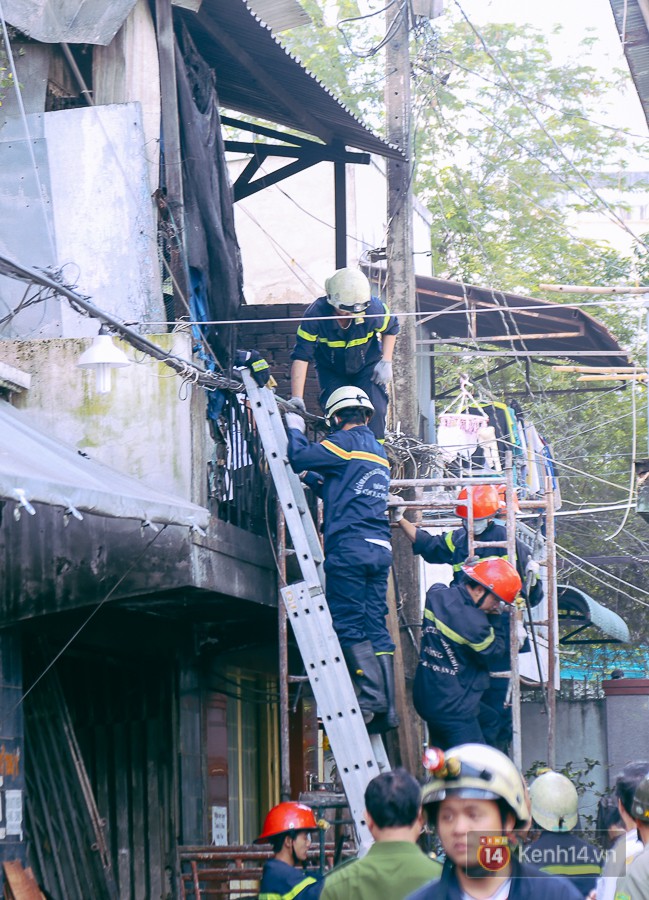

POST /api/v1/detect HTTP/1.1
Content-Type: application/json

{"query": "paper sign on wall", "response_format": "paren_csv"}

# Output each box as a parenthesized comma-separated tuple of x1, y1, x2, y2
(211, 806, 227, 846)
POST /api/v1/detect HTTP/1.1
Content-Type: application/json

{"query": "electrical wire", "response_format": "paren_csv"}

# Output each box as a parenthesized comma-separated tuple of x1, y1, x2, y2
(11, 525, 168, 724)
(557, 543, 649, 606)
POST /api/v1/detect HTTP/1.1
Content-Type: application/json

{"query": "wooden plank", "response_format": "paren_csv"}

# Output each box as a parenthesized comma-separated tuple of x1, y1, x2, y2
(2, 860, 44, 899)
(386, 571, 419, 773)
(146, 716, 163, 900)
(113, 722, 132, 897)
(130, 719, 146, 900)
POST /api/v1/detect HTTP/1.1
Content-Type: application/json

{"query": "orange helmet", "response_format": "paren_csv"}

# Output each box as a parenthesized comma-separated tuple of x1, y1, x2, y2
(461, 557, 522, 604)
(254, 802, 318, 843)
(496, 484, 520, 515)
(455, 485, 500, 521)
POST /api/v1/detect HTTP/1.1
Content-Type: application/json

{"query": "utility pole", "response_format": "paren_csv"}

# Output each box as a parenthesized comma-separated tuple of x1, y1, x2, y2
(384, 2, 421, 770)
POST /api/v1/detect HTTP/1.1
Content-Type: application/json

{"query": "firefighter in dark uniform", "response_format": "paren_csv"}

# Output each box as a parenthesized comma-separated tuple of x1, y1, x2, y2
(407, 743, 583, 900)
(285, 386, 397, 733)
(394, 483, 543, 751)
(526, 770, 601, 894)
(288, 267, 399, 442)
(412, 557, 522, 750)
(255, 802, 324, 900)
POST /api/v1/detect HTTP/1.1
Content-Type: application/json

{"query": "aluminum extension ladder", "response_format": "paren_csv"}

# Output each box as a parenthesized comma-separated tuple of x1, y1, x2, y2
(241, 370, 390, 850)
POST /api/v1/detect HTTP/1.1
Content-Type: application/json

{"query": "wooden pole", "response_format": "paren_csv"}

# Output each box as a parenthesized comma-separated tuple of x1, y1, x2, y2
(155, 0, 189, 319)
(385, 0, 422, 770)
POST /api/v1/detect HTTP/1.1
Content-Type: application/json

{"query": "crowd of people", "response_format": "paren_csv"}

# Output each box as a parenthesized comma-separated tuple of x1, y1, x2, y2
(257, 753, 649, 900)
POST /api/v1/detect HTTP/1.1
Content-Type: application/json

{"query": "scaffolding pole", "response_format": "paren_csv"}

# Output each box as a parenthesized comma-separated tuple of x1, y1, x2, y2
(390, 460, 558, 768)
(277, 502, 291, 801)
(545, 476, 557, 769)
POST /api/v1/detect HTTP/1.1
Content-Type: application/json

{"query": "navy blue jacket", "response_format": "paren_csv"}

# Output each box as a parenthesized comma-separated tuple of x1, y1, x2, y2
(523, 831, 601, 895)
(291, 295, 399, 381)
(287, 425, 391, 553)
(407, 857, 583, 900)
(413, 521, 543, 673)
(259, 858, 323, 900)
(413, 582, 505, 722)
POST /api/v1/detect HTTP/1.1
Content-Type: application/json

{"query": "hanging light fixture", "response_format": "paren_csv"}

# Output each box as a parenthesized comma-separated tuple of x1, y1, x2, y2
(77, 325, 130, 394)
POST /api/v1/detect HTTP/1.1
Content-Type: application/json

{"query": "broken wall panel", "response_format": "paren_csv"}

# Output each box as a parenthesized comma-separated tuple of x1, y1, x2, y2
(3, 0, 138, 45)
(0, 104, 164, 340)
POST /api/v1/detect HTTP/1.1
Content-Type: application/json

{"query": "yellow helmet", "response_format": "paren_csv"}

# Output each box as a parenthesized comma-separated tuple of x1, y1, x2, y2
(422, 743, 530, 829)
(529, 771, 578, 832)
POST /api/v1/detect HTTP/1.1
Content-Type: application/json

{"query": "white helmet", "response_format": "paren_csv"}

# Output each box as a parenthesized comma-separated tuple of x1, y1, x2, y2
(324, 386, 374, 425)
(324, 268, 371, 313)
(422, 743, 530, 829)
(529, 771, 578, 832)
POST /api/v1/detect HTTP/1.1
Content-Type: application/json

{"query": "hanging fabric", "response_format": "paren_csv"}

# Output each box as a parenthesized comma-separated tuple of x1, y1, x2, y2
(436, 377, 488, 463)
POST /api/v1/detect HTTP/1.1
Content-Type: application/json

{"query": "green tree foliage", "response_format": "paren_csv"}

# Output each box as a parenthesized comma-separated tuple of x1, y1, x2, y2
(282, 7, 649, 660)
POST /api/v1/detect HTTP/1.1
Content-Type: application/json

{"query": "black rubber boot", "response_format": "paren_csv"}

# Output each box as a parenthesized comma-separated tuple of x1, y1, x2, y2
(343, 641, 388, 724)
(377, 653, 400, 730)
(367, 654, 400, 734)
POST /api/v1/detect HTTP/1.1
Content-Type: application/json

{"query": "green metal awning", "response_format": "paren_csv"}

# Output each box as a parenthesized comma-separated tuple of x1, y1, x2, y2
(558, 584, 630, 645)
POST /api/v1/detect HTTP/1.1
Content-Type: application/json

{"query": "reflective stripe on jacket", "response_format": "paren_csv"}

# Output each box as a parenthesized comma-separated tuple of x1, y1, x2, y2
(414, 581, 505, 720)
(287, 424, 391, 551)
(291, 296, 399, 379)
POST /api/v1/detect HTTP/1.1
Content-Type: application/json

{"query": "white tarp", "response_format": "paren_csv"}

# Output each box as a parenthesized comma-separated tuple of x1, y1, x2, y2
(3, 0, 138, 45)
(0, 400, 210, 528)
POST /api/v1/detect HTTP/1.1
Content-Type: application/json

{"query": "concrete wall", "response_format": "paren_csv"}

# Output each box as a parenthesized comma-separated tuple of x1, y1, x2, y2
(603, 679, 649, 786)
(0, 332, 199, 502)
(522, 699, 608, 825)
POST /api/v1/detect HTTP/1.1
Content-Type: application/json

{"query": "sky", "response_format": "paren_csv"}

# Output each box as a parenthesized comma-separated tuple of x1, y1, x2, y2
(456, 0, 649, 164)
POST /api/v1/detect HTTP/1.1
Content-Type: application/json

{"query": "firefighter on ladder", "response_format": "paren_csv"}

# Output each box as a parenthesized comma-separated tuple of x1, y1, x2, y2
(393, 484, 542, 751)
(288, 268, 399, 442)
(255, 802, 324, 900)
(284, 386, 398, 734)
(412, 557, 522, 750)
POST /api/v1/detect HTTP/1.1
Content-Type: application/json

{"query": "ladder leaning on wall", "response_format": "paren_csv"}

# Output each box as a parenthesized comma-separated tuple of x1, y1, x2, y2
(240, 370, 390, 851)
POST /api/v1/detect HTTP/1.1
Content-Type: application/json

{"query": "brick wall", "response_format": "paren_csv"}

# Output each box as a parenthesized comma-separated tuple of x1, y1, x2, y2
(235, 303, 323, 411)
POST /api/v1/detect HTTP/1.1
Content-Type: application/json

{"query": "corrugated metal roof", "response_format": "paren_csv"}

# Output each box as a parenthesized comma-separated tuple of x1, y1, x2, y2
(608, 0, 649, 130)
(247, 0, 311, 32)
(409, 274, 630, 367)
(180, 0, 403, 159)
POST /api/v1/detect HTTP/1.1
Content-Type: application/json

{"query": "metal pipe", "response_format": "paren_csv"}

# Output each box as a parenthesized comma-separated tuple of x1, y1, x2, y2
(61, 44, 94, 105)
(545, 476, 557, 769)
(504, 453, 522, 769)
(277, 501, 291, 801)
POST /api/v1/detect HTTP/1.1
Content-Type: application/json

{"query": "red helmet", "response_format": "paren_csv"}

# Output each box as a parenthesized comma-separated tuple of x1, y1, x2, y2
(455, 485, 500, 521)
(254, 802, 318, 843)
(461, 557, 522, 604)
(496, 484, 520, 515)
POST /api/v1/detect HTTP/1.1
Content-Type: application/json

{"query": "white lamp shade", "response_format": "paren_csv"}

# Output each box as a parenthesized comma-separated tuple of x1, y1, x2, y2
(77, 334, 130, 369)
(77, 334, 130, 394)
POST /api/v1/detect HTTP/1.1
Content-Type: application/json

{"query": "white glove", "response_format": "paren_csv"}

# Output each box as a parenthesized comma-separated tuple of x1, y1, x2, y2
(285, 412, 306, 434)
(371, 360, 393, 386)
(287, 396, 307, 414)
(516, 620, 528, 650)
(388, 493, 406, 524)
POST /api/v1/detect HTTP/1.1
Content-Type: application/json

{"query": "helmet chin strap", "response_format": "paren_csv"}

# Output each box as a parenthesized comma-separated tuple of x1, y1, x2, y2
(474, 588, 490, 609)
